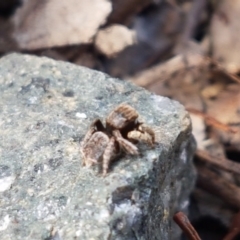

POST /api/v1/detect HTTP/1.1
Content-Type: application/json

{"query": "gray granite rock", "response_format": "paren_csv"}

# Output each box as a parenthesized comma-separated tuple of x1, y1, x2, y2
(0, 53, 196, 240)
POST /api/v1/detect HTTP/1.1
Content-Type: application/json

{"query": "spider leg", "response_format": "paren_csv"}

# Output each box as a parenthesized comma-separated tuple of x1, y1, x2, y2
(82, 157, 98, 167)
(127, 124, 155, 147)
(80, 119, 106, 164)
(80, 126, 95, 154)
(102, 137, 119, 176)
(81, 131, 109, 167)
(113, 130, 139, 155)
(139, 124, 155, 143)
(80, 119, 103, 149)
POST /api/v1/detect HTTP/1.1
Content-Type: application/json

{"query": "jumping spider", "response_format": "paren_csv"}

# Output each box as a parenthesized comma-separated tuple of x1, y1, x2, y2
(80, 103, 155, 176)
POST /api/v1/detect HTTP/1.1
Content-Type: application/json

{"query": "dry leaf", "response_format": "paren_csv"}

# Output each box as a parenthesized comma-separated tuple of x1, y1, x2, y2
(210, 0, 240, 74)
(11, 0, 112, 50)
(204, 84, 240, 149)
(205, 84, 240, 125)
(95, 24, 136, 58)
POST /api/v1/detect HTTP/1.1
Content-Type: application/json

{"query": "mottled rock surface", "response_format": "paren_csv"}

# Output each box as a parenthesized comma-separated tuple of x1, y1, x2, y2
(0, 53, 196, 240)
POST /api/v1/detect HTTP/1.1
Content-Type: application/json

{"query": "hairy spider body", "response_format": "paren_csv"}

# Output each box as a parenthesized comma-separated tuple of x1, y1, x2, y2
(80, 103, 155, 175)
(102, 137, 119, 175)
(113, 130, 138, 155)
(106, 104, 138, 129)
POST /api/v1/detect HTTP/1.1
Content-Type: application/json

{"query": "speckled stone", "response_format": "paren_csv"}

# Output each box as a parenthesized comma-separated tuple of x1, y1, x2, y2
(0, 53, 196, 240)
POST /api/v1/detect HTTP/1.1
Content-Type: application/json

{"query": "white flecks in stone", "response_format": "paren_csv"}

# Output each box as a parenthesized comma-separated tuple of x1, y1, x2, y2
(119, 169, 127, 175)
(85, 224, 91, 230)
(4, 78, 13, 86)
(36, 204, 49, 220)
(0, 215, 10, 231)
(19, 69, 26, 76)
(131, 164, 138, 171)
(175, 181, 182, 201)
(57, 120, 66, 126)
(33, 71, 39, 75)
(180, 200, 189, 210)
(43, 164, 49, 172)
(151, 95, 165, 103)
(113, 200, 142, 230)
(180, 148, 187, 164)
(76, 112, 87, 119)
(146, 151, 158, 162)
(0, 176, 15, 192)
(52, 68, 62, 77)
(97, 209, 110, 220)
(6, 119, 12, 123)
(163, 209, 169, 221)
(162, 188, 171, 208)
(28, 96, 38, 104)
(113, 200, 131, 213)
(75, 229, 82, 237)
(44, 214, 56, 222)
(151, 94, 182, 113)
(3, 73, 12, 85)
(57, 120, 74, 128)
(27, 188, 34, 196)
(131, 189, 140, 202)
(86, 202, 93, 206)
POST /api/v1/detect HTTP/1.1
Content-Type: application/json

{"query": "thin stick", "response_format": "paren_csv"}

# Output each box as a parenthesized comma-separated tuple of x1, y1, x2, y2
(223, 211, 240, 240)
(173, 212, 201, 240)
(210, 57, 240, 84)
(196, 149, 240, 175)
(187, 108, 237, 134)
(128, 53, 208, 87)
(197, 166, 240, 209)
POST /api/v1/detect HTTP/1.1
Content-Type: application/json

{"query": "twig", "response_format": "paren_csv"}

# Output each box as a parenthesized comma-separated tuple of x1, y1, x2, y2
(128, 49, 240, 89)
(174, 210, 240, 240)
(196, 149, 240, 175)
(128, 53, 208, 87)
(188, 108, 237, 134)
(197, 166, 240, 209)
(210, 57, 240, 84)
(173, 212, 201, 240)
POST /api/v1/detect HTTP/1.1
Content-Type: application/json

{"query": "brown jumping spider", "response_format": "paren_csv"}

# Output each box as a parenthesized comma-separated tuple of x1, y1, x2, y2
(80, 103, 155, 176)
